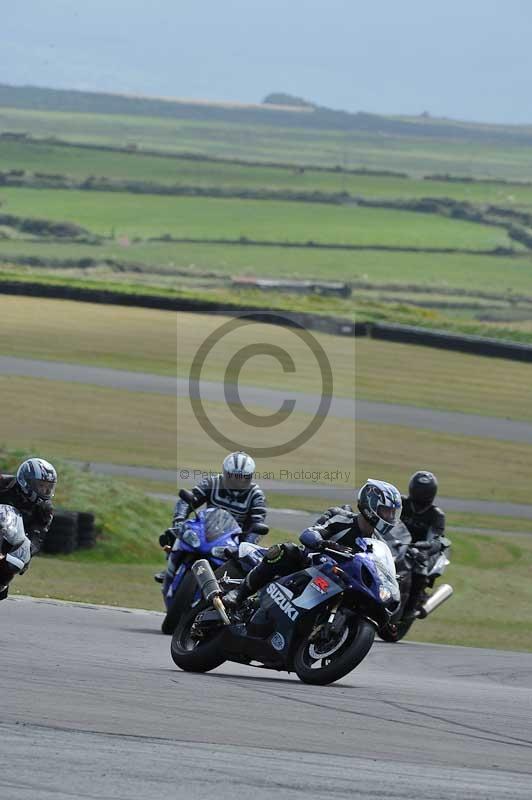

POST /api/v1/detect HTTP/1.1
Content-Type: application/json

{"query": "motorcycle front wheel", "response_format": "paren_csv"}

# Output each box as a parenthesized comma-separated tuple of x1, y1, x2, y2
(161, 572, 197, 635)
(293, 616, 375, 685)
(171, 605, 226, 673)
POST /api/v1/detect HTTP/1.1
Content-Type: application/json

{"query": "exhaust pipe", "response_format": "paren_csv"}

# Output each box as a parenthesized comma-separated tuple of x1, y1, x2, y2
(417, 584, 453, 619)
(191, 559, 230, 625)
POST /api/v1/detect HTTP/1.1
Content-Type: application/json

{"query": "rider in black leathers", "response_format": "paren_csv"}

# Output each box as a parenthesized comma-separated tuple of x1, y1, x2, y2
(400, 470, 446, 614)
(0, 458, 56, 557)
(155, 452, 267, 581)
(0, 458, 57, 600)
(225, 479, 402, 607)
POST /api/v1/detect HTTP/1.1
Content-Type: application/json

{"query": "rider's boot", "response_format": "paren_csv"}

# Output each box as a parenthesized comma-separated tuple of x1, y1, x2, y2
(404, 574, 429, 617)
(223, 577, 253, 609)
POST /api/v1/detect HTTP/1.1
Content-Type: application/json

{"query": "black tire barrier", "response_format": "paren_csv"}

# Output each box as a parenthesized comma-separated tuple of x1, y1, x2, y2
(76, 511, 97, 549)
(43, 511, 78, 555)
(41, 509, 97, 554)
(77, 531, 96, 549)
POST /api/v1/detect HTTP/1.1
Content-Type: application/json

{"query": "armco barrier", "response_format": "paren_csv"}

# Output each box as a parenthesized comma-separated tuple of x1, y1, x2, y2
(2, 280, 532, 361)
(371, 323, 532, 363)
(0, 280, 365, 338)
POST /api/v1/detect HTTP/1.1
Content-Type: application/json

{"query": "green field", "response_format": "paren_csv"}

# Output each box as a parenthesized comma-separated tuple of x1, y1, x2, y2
(2, 127, 532, 345)
(3, 139, 532, 208)
(3, 238, 532, 296)
(0, 186, 515, 250)
(4, 106, 532, 179)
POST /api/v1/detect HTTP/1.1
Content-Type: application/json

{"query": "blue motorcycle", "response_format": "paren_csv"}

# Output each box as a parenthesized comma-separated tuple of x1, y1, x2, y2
(171, 530, 401, 685)
(161, 490, 268, 634)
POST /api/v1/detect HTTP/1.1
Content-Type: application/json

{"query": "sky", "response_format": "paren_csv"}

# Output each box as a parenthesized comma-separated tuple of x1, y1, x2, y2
(2, 0, 531, 124)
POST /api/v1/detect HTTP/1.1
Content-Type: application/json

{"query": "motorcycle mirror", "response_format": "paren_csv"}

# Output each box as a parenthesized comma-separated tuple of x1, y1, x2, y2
(299, 528, 324, 549)
(178, 488, 195, 505)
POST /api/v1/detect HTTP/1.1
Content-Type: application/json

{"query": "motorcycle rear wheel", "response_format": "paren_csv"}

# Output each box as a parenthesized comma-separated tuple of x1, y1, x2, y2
(171, 606, 226, 673)
(294, 617, 375, 685)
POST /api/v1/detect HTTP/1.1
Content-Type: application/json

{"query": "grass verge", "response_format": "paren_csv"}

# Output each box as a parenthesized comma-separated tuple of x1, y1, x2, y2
(404, 530, 532, 652)
(0, 449, 170, 562)
(1, 376, 532, 505)
(0, 376, 357, 478)
(1, 297, 532, 420)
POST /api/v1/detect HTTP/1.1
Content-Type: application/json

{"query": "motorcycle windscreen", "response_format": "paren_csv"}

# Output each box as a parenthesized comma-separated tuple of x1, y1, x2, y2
(203, 508, 242, 542)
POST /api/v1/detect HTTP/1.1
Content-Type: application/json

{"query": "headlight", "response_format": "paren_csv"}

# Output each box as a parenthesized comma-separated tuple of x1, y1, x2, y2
(379, 585, 392, 602)
(182, 529, 201, 548)
(374, 560, 401, 603)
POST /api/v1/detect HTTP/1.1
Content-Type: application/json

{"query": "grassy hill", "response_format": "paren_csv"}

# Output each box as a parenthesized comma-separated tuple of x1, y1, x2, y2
(3, 83, 532, 145)
(4, 89, 532, 179)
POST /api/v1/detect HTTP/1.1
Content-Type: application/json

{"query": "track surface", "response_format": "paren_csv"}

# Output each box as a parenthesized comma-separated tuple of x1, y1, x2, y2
(148, 493, 532, 537)
(2, 355, 532, 443)
(2, 597, 532, 800)
(82, 460, 532, 520)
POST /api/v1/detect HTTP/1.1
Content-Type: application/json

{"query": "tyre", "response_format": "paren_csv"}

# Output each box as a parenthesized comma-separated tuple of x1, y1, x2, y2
(77, 530, 96, 549)
(43, 512, 78, 554)
(77, 512, 95, 531)
(161, 572, 197, 635)
(293, 616, 376, 686)
(171, 606, 226, 673)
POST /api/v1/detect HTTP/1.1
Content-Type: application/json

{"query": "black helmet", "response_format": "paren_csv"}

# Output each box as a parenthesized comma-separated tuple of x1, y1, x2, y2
(408, 470, 438, 511)
(357, 479, 402, 536)
(221, 452, 255, 497)
(16, 458, 57, 506)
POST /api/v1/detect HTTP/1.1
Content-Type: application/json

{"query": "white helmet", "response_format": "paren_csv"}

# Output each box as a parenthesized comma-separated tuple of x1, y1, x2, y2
(221, 452, 255, 496)
(16, 458, 57, 505)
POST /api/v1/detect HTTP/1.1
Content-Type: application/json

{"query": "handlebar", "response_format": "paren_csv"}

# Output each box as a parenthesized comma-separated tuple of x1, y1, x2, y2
(411, 541, 433, 551)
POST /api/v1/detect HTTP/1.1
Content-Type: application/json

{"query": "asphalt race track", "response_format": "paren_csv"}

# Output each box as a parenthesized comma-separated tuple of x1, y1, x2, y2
(2, 597, 532, 800)
(2, 355, 532, 443)
(74, 459, 532, 520)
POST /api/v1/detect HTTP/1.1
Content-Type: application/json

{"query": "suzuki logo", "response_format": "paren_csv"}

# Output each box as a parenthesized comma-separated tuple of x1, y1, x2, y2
(266, 583, 299, 621)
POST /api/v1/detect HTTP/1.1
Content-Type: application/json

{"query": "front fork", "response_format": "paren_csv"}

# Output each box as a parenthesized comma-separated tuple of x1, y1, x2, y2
(309, 598, 343, 642)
